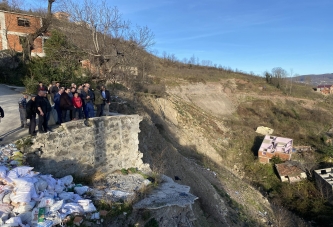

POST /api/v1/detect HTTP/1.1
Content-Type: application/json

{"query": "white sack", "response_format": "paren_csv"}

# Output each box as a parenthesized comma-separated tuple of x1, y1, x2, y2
(74, 186, 89, 195)
(59, 175, 73, 186)
(38, 197, 54, 208)
(0, 166, 8, 178)
(61, 203, 84, 215)
(13, 201, 36, 213)
(49, 200, 63, 212)
(34, 179, 48, 193)
(58, 192, 74, 201)
(7, 167, 34, 180)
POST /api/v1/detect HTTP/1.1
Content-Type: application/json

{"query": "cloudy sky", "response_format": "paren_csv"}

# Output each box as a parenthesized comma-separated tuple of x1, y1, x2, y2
(23, 0, 332, 75)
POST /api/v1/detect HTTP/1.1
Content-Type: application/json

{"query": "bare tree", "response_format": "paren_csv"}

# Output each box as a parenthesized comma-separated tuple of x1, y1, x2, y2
(289, 69, 293, 95)
(271, 67, 288, 90)
(20, 0, 55, 61)
(60, 0, 154, 82)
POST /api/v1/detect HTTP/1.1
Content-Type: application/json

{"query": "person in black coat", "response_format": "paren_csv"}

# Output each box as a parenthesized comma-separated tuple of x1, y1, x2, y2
(60, 88, 74, 122)
(35, 91, 48, 133)
(26, 95, 37, 135)
(0, 106, 4, 120)
(0, 106, 3, 141)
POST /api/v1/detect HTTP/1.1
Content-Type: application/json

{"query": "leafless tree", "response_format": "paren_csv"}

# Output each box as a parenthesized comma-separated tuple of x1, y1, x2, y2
(19, 0, 55, 61)
(60, 0, 155, 83)
(271, 67, 288, 90)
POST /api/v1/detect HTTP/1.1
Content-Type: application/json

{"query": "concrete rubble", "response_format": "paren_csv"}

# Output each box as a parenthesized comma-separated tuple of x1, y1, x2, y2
(133, 175, 198, 209)
(255, 126, 274, 135)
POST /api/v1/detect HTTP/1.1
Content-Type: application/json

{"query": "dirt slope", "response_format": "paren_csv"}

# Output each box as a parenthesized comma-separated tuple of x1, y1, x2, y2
(136, 81, 275, 226)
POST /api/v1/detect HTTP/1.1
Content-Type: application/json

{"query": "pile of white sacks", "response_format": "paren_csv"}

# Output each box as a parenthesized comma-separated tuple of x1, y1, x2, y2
(0, 144, 97, 227)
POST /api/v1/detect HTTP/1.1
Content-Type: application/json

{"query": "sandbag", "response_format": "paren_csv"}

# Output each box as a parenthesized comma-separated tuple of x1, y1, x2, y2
(38, 197, 54, 208)
(18, 212, 32, 226)
(34, 179, 48, 193)
(5, 216, 25, 227)
(39, 175, 56, 191)
(61, 203, 84, 215)
(58, 192, 74, 201)
(0, 166, 8, 178)
(59, 175, 73, 186)
(49, 200, 63, 212)
(13, 201, 36, 214)
(54, 184, 64, 194)
(71, 194, 82, 203)
(0, 204, 13, 214)
(7, 167, 34, 180)
(74, 186, 89, 196)
(10, 191, 31, 204)
(2, 193, 11, 204)
(37, 219, 53, 227)
(78, 199, 96, 213)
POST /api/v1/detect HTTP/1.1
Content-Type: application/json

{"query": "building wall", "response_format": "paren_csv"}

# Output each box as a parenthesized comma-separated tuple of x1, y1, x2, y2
(258, 151, 291, 164)
(0, 10, 45, 55)
(314, 169, 333, 203)
(26, 115, 150, 178)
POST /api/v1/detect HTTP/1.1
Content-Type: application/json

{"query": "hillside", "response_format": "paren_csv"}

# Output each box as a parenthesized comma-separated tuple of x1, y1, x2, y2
(294, 73, 333, 86)
(109, 61, 333, 226)
(1, 4, 333, 226)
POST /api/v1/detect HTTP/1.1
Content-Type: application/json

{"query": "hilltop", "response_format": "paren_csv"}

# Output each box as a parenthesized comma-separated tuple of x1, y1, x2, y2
(294, 73, 333, 86)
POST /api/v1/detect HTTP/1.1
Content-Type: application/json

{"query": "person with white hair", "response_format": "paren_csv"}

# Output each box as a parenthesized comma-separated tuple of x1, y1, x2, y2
(18, 94, 29, 128)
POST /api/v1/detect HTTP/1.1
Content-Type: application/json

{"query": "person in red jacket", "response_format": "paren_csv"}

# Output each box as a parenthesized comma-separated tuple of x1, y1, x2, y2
(72, 92, 83, 120)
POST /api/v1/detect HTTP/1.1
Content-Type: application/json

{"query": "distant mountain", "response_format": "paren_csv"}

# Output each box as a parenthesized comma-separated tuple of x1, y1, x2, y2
(292, 73, 333, 86)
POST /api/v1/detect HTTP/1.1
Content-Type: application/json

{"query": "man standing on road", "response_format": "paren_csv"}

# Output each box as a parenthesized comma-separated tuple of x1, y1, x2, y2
(101, 85, 110, 116)
(0, 106, 4, 141)
(94, 86, 104, 117)
(81, 86, 95, 119)
(54, 87, 64, 124)
(18, 94, 28, 128)
(60, 88, 74, 122)
(35, 91, 48, 133)
(43, 91, 52, 132)
(26, 95, 37, 136)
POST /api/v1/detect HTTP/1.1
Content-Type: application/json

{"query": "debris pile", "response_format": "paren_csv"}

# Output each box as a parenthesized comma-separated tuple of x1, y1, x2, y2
(0, 144, 99, 227)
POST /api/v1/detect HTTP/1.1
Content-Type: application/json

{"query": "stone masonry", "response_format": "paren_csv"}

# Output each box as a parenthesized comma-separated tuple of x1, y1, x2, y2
(27, 115, 150, 178)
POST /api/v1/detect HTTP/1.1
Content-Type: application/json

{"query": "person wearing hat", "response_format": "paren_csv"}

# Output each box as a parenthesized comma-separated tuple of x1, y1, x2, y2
(18, 94, 28, 128)
(26, 94, 37, 135)
(0, 106, 4, 141)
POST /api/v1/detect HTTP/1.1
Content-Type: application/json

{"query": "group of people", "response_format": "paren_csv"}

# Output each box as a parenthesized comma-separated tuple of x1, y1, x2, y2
(20, 81, 111, 136)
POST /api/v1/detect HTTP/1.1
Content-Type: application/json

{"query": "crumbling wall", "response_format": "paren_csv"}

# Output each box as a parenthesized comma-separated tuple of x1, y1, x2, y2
(27, 115, 150, 178)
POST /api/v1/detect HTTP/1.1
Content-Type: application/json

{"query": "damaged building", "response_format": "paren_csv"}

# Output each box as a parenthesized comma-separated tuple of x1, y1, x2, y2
(258, 135, 293, 164)
(275, 162, 307, 183)
(0, 10, 48, 56)
(314, 168, 333, 203)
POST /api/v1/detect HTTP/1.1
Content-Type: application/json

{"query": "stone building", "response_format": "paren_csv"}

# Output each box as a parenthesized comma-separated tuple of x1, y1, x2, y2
(315, 85, 333, 95)
(314, 167, 333, 203)
(258, 135, 293, 164)
(0, 10, 48, 56)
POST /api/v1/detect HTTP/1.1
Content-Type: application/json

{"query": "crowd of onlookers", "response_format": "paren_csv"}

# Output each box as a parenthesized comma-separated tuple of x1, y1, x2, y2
(19, 81, 110, 136)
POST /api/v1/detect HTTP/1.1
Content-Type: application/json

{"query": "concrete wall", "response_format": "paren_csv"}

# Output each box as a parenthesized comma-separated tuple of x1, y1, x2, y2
(27, 115, 150, 178)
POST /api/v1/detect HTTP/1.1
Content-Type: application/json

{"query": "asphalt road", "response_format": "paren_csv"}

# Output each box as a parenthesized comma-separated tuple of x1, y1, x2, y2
(0, 84, 29, 144)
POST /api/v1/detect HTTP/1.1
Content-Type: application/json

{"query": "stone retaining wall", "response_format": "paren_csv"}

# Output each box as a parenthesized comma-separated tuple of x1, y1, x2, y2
(27, 115, 150, 178)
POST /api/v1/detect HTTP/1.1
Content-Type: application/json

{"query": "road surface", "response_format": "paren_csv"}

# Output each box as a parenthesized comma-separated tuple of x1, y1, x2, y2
(0, 84, 29, 144)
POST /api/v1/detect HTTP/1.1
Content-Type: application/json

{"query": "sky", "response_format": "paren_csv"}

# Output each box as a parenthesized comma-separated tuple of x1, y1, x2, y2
(22, 0, 333, 76)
